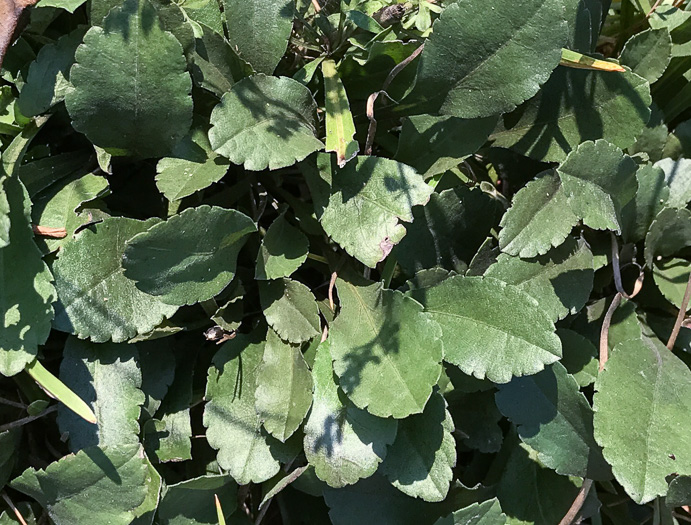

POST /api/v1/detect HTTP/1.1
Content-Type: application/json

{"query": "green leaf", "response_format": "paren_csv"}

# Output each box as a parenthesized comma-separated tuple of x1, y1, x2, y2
(322, 59, 358, 168)
(491, 67, 652, 163)
(0, 429, 21, 489)
(620, 28, 672, 84)
(394, 115, 497, 178)
(496, 361, 610, 480)
(653, 258, 691, 310)
(57, 337, 144, 451)
(557, 140, 638, 233)
(323, 474, 433, 525)
(434, 499, 507, 525)
(497, 442, 582, 525)
(223, 0, 293, 75)
(155, 130, 230, 202)
(138, 341, 176, 420)
(621, 163, 669, 244)
(52, 217, 179, 342)
(594, 337, 691, 503)
(0, 176, 56, 376)
(255, 330, 313, 442)
(259, 278, 321, 344)
(157, 475, 238, 525)
(36, 0, 86, 12)
(558, 328, 598, 388)
(304, 154, 432, 268)
(18, 27, 86, 117)
(303, 341, 397, 488)
(203, 332, 281, 485)
(485, 237, 594, 322)
(209, 75, 323, 171)
(667, 476, 691, 508)
(406, 0, 567, 118)
(379, 391, 456, 502)
(449, 390, 503, 453)
(396, 186, 501, 275)
(10, 444, 152, 525)
(255, 213, 309, 280)
(122, 206, 256, 306)
(498, 171, 578, 258)
(645, 207, 691, 266)
(65, 0, 193, 158)
(655, 157, 691, 209)
(31, 172, 109, 254)
(330, 278, 443, 418)
(409, 275, 561, 384)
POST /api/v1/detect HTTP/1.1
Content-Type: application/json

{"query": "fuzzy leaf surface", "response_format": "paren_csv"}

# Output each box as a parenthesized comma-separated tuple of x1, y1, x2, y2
(259, 278, 321, 344)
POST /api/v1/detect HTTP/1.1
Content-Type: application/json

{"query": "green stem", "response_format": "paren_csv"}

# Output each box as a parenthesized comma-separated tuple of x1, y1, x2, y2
(380, 256, 397, 288)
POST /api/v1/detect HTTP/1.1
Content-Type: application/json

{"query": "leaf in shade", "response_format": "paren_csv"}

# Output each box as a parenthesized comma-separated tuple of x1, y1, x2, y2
(57, 337, 144, 452)
(303, 341, 397, 488)
(224, 0, 293, 74)
(644, 207, 691, 266)
(255, 213, 309, 280)
(396, 186, 501, 275)
(434, 498, 507, 525)
(395, 115, 497, 178)
(10, 444, 153, 525)
(329, 277, 443, 418)
(485, 237, 594, 322)
(209, 75, 323, 171)
(491, 67, 652, 163)
(619, 28, 672, 84)
(122, 206, 256, 306)
(379, 391, 456, 502)
(18, 26, 86, 117)
(558, 328, 598, 387)
(593, 336, 691, 503)
(259, 278, 321, 344)
(203, 332, 281, 485)
(0, 175, 56, 376)
(31, 172, 109, 254)
(405, 0, 567, 118)
(255, 330, 313, 442)
(303, 154, 432, 268)
(322, 59, 358, 168)
(498, 171, 578, 258)
(52, 217, 179, 343)
(65, 0, 193, 158)
(621, 163, 669, 244)
(408, 275, 561, 384)
(557, 140, 638, 233)
(496, 361, 611, 480)
(653, 258, 691, 310)
(449, 390, 503, 454)
(157, 475, 238, 525)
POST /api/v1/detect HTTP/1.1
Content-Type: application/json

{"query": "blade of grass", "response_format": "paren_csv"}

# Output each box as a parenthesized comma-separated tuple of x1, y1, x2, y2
(215, 494, 226, 525)
(322, 59, 359, 168)
(25, 359, 97, 424)
(560, 49, 625, 72)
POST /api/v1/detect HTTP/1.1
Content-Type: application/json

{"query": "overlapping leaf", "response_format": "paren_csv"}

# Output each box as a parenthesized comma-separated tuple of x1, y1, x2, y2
(255, 213, 309, 280)
(258, 278, 321, 344)
(122, 206, 256, 306)
(329, 278, 443, 418)
(52, 217, 179, 342)
(66, 0, 193, 158)
(408, 275, 561, 384)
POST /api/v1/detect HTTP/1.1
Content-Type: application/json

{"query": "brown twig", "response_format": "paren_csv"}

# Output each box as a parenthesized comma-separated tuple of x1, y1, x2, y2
(0, 395, 26, 409)
(310, 0, 320, 12)
(0, 405, 57, 433)
(599, 293, 622, 372)
(558, 478, 593, 525)
(364, 43, 424, 155)
(328, 271, 337, 311)
(0, 0, 39, 69)
(610, 233, 644, 300)
(666, 272, 691, 350)
(32, 225, 68, 238)
(1, 492, 28, 525)
(646, 0, 664, 18)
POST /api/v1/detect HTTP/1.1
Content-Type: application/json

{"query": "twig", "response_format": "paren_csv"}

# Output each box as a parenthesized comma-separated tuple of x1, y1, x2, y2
(600, 293, 622, 372)
(666, 272, 691, 350)
(558, 478, 593, 525)
(1, 492, 28, 525)
(311, 0, 320, 12)
(328, 271, 337, 311)
(0, 405, 57, 433)
(646, 0, 663, 17)
(0, 396, 26, 409)
(32, 225, 67, 238)
(364, 44, 424, 155)
(610, 233, 644, 299)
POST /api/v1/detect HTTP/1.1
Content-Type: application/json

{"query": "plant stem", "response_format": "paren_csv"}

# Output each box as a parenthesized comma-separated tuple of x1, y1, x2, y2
(558, 478, 593, 525)
(380, 256, 397, 288)
(599, 293, 622, 372)
(666, 272, 691, 350)
(0, 405, 57, 433)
